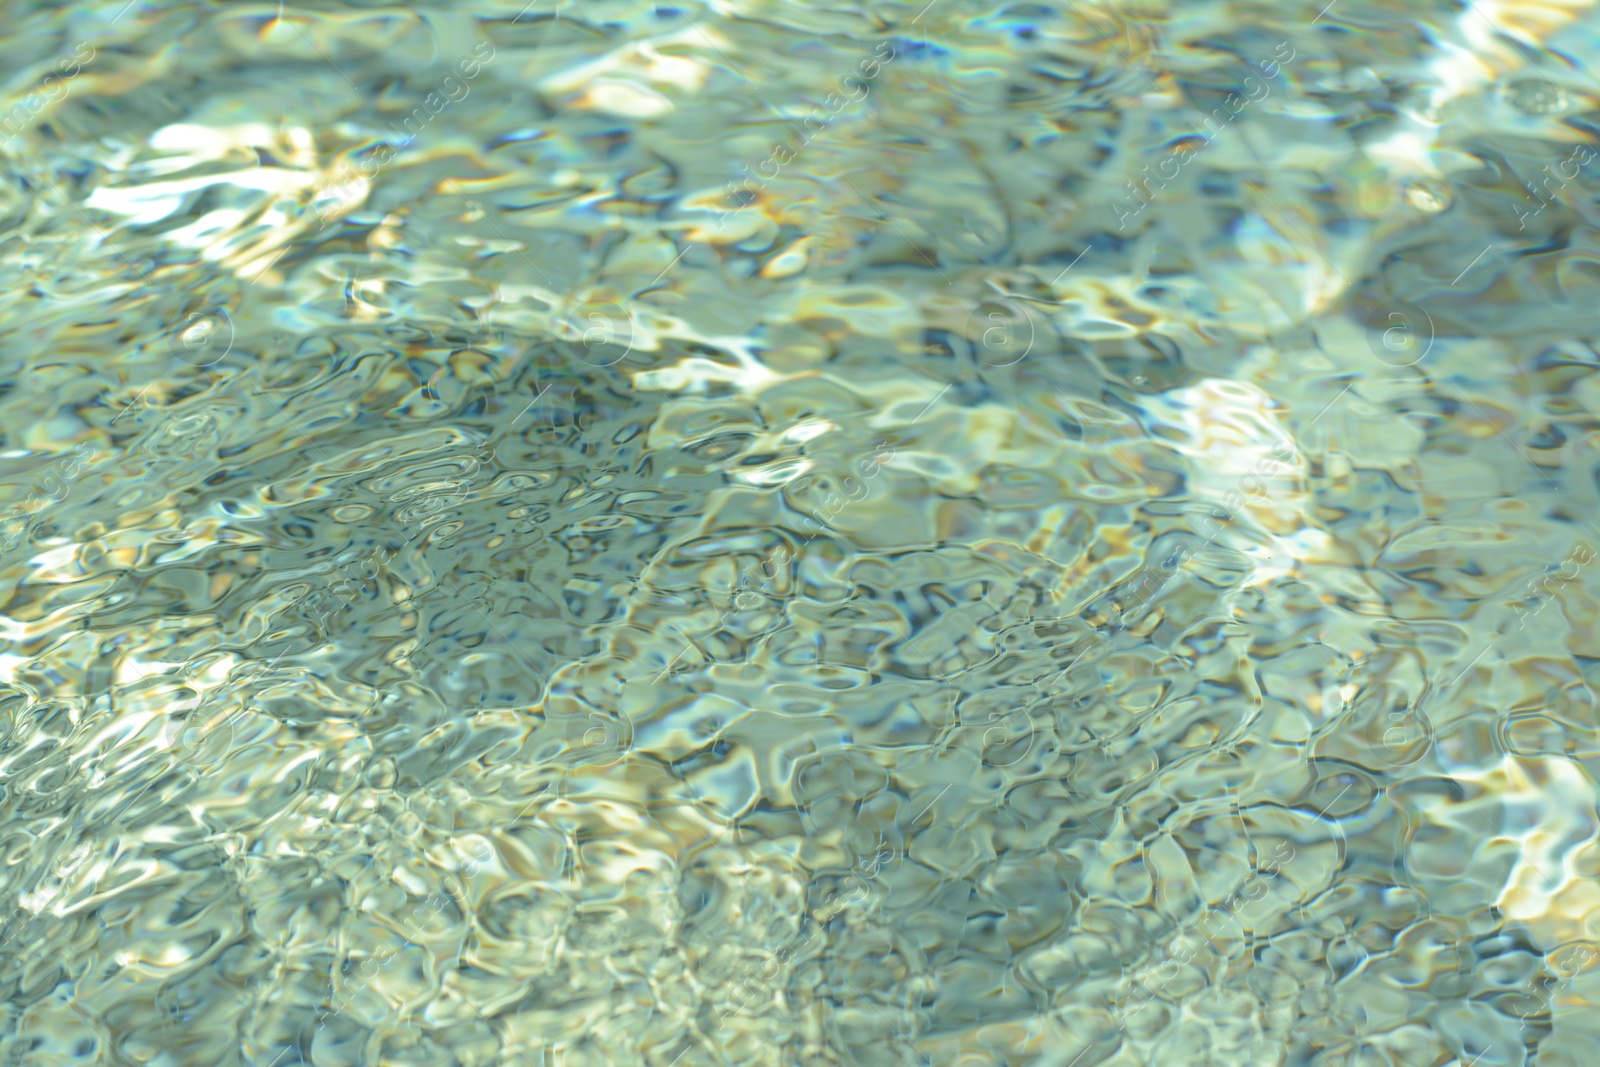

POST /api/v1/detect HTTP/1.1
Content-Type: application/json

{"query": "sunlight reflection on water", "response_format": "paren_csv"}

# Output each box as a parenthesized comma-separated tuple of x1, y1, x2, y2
(2, 1, 1600, 1065)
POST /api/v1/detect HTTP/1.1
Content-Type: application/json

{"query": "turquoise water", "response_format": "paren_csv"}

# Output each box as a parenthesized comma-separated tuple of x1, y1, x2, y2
(3, 1, 1600, 1064)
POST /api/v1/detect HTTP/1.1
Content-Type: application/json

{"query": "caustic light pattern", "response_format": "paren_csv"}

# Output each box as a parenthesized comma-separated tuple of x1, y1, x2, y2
(2, 1, 1600, 1066)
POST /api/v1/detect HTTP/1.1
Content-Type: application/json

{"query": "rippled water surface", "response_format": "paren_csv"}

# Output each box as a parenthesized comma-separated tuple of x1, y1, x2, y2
(5, 1, 1600, 1064)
